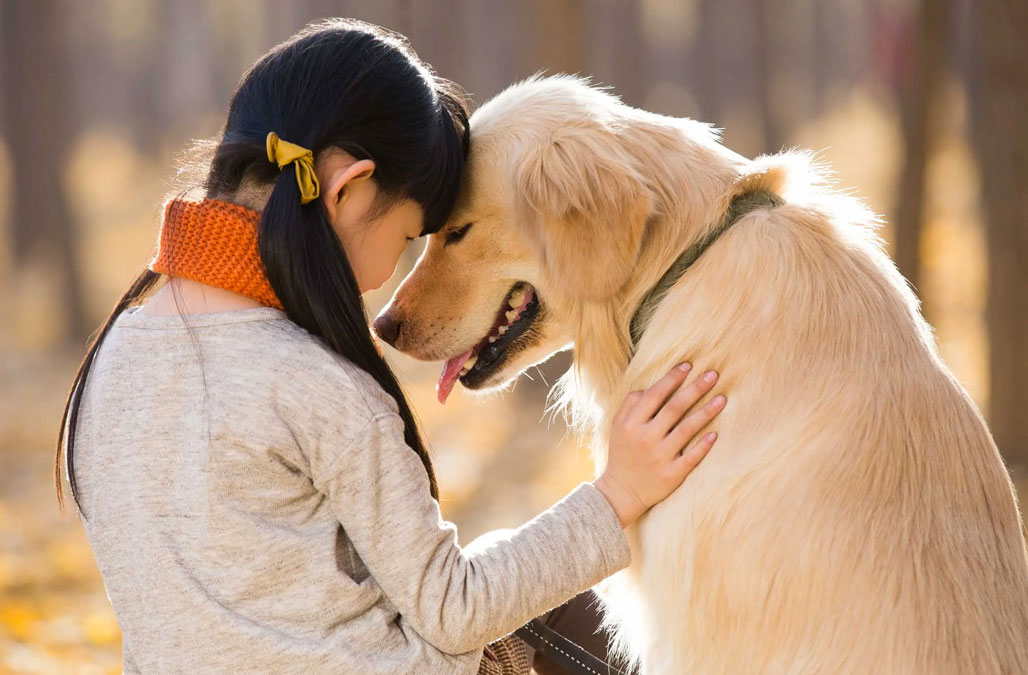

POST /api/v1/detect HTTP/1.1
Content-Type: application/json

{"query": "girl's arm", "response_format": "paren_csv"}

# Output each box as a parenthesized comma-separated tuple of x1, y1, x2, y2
(312, 364, 722, 655)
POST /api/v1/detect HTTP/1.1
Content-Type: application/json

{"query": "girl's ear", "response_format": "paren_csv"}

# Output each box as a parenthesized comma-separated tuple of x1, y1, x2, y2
(321, 157, 376, 221)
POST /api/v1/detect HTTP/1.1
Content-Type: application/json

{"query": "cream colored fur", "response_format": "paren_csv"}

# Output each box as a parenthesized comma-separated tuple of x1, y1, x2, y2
(379, 76, 1028, 674)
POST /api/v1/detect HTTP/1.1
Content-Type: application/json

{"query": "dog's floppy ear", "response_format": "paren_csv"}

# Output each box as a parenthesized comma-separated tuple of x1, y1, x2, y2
(513, 125, 651, 300)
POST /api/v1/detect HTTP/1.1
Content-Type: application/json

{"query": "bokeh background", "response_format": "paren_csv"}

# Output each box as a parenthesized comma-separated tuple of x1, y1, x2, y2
(1, 0, 1026, 672)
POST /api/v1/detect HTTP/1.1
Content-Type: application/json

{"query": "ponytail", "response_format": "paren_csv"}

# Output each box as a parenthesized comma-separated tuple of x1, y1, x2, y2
(260, 170, 439, 498)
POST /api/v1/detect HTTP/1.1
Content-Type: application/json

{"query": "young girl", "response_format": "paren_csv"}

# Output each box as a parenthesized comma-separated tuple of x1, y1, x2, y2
(57, 19, 726, 675)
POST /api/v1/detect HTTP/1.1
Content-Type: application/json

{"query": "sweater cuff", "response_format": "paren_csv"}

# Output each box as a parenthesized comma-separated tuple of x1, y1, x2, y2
(562, 482, 632, 575)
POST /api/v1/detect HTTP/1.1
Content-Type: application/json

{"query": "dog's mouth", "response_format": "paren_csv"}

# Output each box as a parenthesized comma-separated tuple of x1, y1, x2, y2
(436, 282, 541, 404)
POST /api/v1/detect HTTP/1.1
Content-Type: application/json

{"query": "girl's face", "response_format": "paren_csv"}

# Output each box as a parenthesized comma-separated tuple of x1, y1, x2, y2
(318, 150, 424, 293)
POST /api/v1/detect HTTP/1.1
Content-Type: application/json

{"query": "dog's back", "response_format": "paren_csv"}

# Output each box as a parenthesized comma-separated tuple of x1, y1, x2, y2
(601, 168, 1028, 673)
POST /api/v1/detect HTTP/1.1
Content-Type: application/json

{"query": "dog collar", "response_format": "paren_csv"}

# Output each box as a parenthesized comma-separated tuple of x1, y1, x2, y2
(628, 190, 784, 351)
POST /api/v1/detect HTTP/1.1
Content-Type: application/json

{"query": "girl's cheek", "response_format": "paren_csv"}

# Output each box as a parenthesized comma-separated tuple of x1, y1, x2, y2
(355, 253, 381, 294)
(369, 246, 404, 292)
(392, 239, 409, 273)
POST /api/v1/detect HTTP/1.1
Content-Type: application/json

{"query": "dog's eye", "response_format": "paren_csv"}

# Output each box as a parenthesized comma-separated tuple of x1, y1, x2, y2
(445, 223, 473, 246)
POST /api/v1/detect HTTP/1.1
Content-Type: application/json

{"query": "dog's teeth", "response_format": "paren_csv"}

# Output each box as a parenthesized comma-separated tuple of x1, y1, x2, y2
(459, 367, 469, 376)
(505, 310, 517, 323)
(508, 289, 525, 308)
(464, 355, 477, 369)
(498, 325, 508, 335)
(488, 336, 497, 343)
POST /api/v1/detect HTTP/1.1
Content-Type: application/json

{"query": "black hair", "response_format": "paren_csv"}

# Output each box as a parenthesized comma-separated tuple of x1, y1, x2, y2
(57, 18, 470, 510)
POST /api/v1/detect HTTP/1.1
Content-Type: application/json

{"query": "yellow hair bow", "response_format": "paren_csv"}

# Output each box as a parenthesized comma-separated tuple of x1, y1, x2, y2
(265, 132, 320, 205)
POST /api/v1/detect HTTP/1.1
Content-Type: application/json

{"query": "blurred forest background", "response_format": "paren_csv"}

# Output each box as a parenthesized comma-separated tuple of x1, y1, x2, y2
(1, 0, 1026, 672)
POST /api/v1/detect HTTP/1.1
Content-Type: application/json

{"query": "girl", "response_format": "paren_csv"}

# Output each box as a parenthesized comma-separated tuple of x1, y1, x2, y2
(56, 19, 726, 675)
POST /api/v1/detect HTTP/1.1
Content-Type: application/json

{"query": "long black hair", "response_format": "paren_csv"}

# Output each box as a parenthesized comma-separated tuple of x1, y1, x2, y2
(57, 18, 470, 511)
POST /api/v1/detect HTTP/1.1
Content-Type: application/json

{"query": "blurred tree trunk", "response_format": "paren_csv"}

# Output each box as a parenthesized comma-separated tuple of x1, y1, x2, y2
(755, 0, 784, 153)
(893, 0, 948, 298)
(694, 0, 721, 122)
(136, 2, 166, 157)
(408, 0, 465, 84)
(811, 0, 831, 114)
(1, 0, 88, 342)
(969, 0, 1028, 469)
(164, 0, 219, 128)
(588, 0, 645, 108)
(517, 0, 586, 77)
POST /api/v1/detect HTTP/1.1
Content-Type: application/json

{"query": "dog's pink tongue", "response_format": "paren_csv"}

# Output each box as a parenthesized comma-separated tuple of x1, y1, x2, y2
(437, 348, 473, 404)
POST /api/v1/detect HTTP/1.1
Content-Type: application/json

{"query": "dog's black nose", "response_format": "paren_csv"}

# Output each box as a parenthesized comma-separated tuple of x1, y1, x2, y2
(373, 313, 401, 346)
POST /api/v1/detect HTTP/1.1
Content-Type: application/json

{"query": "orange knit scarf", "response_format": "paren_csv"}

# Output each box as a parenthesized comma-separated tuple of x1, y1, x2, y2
(149, 198, 284, 310)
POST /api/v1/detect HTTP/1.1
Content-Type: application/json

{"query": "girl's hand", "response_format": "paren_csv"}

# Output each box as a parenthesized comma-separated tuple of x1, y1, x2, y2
(593, 363, 724, 527)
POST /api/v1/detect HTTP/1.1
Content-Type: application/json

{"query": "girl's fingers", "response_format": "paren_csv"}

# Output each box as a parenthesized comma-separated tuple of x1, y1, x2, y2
(651, 369, 720, 433)
(628, 363, 692, 422)
(670, 431, 718, 478)
(661, 393, 726, 455)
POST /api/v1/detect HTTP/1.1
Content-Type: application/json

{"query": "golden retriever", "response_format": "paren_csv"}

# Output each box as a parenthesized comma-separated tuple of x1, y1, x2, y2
(374, 76, 1028, 674)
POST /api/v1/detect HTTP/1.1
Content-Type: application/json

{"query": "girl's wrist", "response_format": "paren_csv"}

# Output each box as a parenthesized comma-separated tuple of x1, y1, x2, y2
(592, 474, 644, 528)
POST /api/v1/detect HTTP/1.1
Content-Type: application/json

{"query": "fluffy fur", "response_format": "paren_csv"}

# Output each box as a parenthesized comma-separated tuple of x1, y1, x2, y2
(378, 76, 1028, 674)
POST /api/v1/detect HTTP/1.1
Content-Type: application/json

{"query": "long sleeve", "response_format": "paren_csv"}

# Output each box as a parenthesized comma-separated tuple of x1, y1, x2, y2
(79, 308, 619, 674)
(313, 412, 631, 655)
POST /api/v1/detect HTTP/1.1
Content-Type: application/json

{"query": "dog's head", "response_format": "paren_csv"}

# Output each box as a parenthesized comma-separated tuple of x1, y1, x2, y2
(374, 76, 661, 403)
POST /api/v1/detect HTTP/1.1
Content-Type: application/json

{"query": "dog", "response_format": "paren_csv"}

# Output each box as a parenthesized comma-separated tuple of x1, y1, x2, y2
(374, 75, 1028, 674)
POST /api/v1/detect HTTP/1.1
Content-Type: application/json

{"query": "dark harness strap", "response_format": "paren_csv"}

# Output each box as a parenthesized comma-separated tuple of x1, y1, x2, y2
(628, 190, 785, 350)
(516, 618, 633, 675)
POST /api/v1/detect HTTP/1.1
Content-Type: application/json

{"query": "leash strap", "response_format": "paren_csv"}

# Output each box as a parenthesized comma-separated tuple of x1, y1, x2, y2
(515, 618, 633, 675)
(628, 190, 784, 350)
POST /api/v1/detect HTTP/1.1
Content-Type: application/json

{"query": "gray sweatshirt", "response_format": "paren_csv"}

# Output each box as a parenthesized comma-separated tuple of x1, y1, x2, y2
(71, 306, 630, 674)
